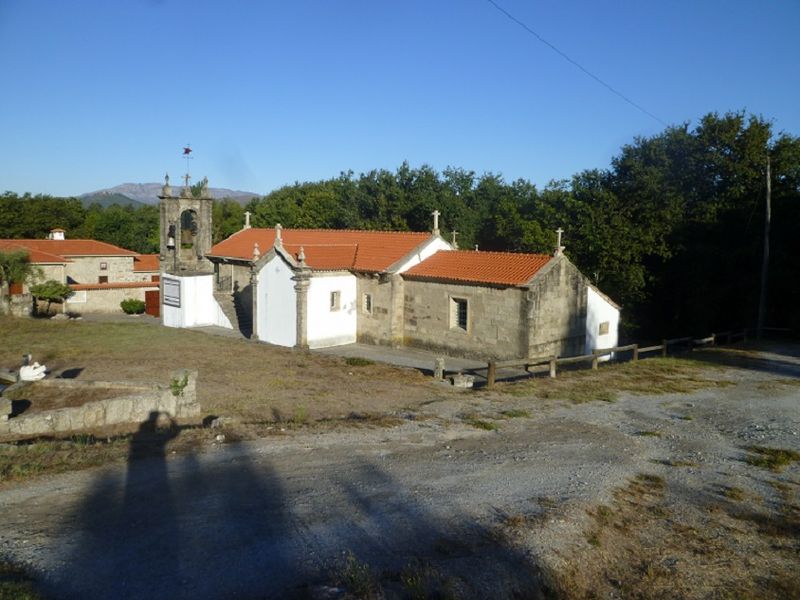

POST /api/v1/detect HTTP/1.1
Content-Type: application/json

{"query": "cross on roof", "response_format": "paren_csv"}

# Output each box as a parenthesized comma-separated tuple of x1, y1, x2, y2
(432, 210, 441, 234)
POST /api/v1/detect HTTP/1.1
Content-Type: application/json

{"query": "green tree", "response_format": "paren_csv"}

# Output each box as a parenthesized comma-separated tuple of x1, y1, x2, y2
(30, 280, 72, 314)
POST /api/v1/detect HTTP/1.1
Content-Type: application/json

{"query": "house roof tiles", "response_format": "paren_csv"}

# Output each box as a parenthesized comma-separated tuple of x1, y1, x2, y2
(209, 228, 432, 272)
(0, 239, 138, 260)
(0, 241, 70, 264)
(133, 254, 160, 272)
(403, 250, 553, 286)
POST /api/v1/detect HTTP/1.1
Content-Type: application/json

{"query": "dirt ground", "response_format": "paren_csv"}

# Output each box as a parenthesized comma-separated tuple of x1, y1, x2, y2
(0, 318, 798, 599)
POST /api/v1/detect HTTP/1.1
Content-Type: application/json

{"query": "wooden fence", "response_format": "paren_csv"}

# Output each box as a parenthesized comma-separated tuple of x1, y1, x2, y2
(484, 328, 759, 389)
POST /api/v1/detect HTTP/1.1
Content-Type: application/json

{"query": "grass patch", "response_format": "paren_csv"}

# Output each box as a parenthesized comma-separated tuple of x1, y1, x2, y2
(655, 458, 697, 467)
(745, 446, 800, 472)
(499, 408, 530, 419)
(334, 551, 379, 598)
(0, 560, 42, 600)
(344, 356, 374, 367)
(464, 417, 498, 431)
(502, 357, 730, 403)
(634, 430, 662, 437)
(721, 485, 746, 502)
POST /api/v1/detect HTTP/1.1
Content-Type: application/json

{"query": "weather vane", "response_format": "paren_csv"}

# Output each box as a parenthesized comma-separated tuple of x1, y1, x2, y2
(182, 144, 193, 187)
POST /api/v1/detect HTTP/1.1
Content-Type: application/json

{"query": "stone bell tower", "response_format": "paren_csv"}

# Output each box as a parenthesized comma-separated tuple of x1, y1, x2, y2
(158, 173, 213, 274)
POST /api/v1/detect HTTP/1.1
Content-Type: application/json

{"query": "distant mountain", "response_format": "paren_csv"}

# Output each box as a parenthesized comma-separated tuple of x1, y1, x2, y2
(79, 192, 147, 208)
(81, 183, 260, 206)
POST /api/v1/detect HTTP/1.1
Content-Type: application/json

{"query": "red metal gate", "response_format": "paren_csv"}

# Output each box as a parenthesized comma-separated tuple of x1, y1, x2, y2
(145, 290, 160, 318)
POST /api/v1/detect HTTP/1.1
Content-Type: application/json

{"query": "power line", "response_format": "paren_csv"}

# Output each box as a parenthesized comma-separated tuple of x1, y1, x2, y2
(485, 0, 668, 127)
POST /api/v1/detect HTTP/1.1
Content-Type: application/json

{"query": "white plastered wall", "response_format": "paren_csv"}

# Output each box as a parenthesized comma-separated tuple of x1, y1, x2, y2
(585, 286, 620, 360)
(392, 237, 452, 274)
(257, 254, 297, 347)
(307, 273, 357, 348)
(161, 274, 232, 329)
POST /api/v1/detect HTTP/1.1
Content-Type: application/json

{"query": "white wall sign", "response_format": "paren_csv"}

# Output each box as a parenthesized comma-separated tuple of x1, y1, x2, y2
(163, 278, 181, 307)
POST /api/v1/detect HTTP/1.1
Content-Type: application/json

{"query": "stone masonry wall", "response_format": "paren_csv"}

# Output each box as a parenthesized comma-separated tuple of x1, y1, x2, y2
(356, 275, 396, 346)
(66, 256, 135, 284)
(64, 284, 157, 313)
(402, 279, 526, 360)
(525, 256, 588, 358)
(0, 369, 200, 441)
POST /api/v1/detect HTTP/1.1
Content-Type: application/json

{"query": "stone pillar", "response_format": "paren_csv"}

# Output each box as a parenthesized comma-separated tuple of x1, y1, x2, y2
(249, 267, 259, 341)
(388, 273, 404, 348)
(293, 266, 311, 349)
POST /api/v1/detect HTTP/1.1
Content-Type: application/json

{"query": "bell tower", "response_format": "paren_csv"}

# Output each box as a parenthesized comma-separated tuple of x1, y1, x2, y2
(159, 172, 213, 275)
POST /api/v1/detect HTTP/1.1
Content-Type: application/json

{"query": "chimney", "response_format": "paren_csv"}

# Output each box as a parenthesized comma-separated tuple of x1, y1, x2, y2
(49, 228, 66, 241)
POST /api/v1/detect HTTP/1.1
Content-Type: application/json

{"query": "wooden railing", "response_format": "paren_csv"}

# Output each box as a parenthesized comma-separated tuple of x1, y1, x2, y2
(485, 328, 756, 389)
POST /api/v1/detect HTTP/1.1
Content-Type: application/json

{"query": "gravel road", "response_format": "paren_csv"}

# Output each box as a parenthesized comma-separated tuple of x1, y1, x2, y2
(1, 346, 798, 599)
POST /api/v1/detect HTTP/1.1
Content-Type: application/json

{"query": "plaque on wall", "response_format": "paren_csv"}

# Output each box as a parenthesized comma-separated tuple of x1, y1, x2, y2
(163, 278, 181, 308)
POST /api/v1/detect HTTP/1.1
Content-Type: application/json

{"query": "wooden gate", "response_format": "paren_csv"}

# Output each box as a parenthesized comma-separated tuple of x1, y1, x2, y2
(145, 290, 160, 318)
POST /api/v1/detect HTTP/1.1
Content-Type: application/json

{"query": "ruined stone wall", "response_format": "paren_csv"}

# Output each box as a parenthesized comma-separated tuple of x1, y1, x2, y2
(0, 370, 200, 441)
(402, 279, 526, 360)
(525, 257, 588, 358)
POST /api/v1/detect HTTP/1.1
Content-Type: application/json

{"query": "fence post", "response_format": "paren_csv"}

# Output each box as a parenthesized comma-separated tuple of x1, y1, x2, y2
(661, 339, 667, 358)
(549, 356, 557, 378)
(711, 333, 716, 346)
(632, 344, 639, 362)
(592, 354, 598, 370)
(487, 360, 497, 390)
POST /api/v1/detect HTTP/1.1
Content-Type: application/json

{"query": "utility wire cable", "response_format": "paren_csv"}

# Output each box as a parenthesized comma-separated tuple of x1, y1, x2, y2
(485, 0, 667, 127)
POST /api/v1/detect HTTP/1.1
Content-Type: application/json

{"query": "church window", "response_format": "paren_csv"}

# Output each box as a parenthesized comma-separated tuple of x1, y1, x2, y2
(362, 293, 372, 315)
(330, 291, 341, 311)
(450, 297, 468, 331)
(100, 262, 107, 271)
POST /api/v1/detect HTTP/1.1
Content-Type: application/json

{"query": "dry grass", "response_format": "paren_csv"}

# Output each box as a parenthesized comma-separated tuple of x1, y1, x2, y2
(0, 560, 42, 600)
(502, 357, 731, 403)
(744, 446, 800, 472)
(541, 471, 800, 600)
(0, 317, 437, 426)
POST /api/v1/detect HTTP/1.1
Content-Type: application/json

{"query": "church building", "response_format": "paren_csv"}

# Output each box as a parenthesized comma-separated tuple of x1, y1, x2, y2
(157, 176, 619, 360)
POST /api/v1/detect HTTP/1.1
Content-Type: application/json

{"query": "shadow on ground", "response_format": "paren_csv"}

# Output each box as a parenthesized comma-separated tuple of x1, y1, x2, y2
(39, 413, 549, 599)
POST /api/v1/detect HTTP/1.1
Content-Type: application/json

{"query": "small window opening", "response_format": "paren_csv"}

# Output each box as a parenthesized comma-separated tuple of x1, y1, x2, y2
(599, 321, 610, 335)
(363, 293, 373, 315)
(330, 291, 341, 311)
(450, 297, 468, 331)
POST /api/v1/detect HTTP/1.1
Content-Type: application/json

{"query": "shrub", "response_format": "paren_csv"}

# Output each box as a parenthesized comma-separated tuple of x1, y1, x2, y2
(120, 298, 146, 314)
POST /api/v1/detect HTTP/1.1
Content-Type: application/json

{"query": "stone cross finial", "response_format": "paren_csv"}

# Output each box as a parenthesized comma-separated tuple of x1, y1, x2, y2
(451, 230, 459, 249)
(253, 242, 261, 260)
(200, 176, 209, 198)
(275, 223, 283, 241)
(162, 173, 172, 198)
(244, 211, 251, 229)
(181, 173, 192, 197)
(297, 246, 306, 265)
(432, 210, 441, 235)
(555, 227, 565, 256)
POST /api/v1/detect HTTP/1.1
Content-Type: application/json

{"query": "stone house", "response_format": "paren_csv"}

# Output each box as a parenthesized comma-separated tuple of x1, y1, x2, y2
(0, 232, 159, 314)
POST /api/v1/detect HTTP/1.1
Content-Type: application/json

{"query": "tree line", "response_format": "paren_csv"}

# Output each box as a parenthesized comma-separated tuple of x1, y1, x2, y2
(2, 111, 798, 337)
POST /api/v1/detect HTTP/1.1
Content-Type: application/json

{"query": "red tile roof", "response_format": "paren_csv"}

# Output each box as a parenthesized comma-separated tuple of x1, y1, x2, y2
(0, 241, 70, 264)
(133, 254, 160, 272)
(0, 239, 137, 259)
(209, 228, 433, 272)
(403, 250, 553, 286)
(69, 281, 159, 291)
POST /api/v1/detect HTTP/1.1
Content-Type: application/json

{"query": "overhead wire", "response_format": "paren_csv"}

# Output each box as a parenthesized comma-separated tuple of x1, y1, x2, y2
(485, 0, 668, 127)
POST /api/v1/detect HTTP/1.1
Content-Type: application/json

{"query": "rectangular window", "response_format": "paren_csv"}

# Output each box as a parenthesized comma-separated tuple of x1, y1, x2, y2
(98, 275, 108, 284)
(330, 291, 341, 311)
(599, 321, 610, 335)
(362, 293, 372, 315)
(100, 262, 108, 271)
(450, 297, 468, 331)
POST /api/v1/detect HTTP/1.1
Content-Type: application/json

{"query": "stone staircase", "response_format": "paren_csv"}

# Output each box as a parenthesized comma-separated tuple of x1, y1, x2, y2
(213, 291, 252, 338)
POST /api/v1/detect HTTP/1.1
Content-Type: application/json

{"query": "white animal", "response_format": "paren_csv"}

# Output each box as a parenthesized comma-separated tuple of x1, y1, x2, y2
(20, 362, 46, 382)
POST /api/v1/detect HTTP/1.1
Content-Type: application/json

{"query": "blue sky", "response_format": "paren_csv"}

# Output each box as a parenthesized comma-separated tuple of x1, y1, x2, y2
(1, 0, 798, 197)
